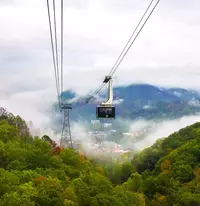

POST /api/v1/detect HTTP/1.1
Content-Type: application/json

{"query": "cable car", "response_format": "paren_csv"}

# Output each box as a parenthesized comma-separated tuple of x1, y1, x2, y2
(96, 76, 115, 119)
(96, 106, 115, 119)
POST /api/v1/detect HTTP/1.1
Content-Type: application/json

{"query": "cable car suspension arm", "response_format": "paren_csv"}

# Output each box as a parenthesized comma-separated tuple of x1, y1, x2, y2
(101, 76, 113, 106)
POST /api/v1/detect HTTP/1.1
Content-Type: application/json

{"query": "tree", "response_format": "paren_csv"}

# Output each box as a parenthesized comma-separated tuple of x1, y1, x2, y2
(0, 168, 19, 196)
(82, 172, 113, 196)
(71, 178, 91, 205)
(123, 172, 143, 192)
(120, 162, 135, 183)
(63, 187, 78, 206)
(0, 192, 35, 206)
(33, 177, 64, 206)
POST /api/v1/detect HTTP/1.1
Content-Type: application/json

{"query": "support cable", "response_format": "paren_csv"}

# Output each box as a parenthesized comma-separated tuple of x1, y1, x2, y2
(61, 0, 64, 102)
(46, 0, 60, 107)
(108, 0, 155, 76)
(110, 0, 160, 77)
(74, 0, 161, 109)
(53, 0, 61, 102)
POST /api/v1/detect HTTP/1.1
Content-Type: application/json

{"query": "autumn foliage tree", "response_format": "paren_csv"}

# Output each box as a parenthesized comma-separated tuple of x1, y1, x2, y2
(1, 108, 200, 205)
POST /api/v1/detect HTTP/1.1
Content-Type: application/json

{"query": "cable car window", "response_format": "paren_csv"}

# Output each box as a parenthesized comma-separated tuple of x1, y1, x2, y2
(96, 106, 115, 119)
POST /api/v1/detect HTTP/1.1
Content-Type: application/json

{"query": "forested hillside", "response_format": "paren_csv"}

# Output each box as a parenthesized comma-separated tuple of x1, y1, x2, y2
(0, 108, 200, 205)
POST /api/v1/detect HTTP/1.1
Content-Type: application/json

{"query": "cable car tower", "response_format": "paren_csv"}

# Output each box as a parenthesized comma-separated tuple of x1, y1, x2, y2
(60, 103, 73, 148)
(96, 76, 115, 119)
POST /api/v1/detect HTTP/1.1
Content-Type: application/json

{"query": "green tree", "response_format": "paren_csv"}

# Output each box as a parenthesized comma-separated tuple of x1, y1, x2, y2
(71, 178, 91, 205)
(34, 177, 64, 206)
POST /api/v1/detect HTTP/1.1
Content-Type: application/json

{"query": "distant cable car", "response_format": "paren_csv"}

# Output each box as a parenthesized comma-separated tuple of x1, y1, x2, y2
(96, 76, 115, 119)
(96, 106, 115, 119)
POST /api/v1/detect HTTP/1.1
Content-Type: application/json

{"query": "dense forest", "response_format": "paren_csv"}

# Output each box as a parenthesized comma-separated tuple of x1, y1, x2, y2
(0, 107, 200, 205)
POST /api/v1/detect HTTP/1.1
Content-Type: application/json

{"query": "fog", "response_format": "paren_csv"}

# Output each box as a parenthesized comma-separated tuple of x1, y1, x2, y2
(70, 115, 200, 155)
(130, 114, 200, 151)
(57, 114, 200, 157)
(2, 93, 199, 158)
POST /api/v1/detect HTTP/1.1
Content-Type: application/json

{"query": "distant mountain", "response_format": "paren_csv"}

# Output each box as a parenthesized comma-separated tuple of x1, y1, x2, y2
(52, 84, 200, 124)
(167, 87, 200, 101)
(112, 84, 180, 102)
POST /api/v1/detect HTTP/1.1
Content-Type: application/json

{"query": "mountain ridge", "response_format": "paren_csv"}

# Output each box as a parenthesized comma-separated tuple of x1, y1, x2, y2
(56, 84, 200, 122)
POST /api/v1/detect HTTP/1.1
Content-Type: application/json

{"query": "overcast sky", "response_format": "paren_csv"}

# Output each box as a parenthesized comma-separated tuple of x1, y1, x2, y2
(0, 0, 200, 125)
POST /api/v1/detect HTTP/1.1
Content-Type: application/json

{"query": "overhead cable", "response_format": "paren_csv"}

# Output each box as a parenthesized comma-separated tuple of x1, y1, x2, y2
(46, 0, 60, 107)
(110, 0, 160, 77)
(53, 0, 60, 97)
(74, 0, 161, 108)
(61, 0, 64, 100)
(108, 0, 155, 76)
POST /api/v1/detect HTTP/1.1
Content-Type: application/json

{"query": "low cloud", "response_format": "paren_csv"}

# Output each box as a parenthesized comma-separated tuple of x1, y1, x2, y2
(131, 114, 200, 151)
(0, 89, 56, 129)
(43, 115, 199, 159)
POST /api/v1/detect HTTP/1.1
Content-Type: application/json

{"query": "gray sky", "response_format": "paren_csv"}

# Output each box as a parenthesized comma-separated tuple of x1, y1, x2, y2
(0, 0, 200, 125)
